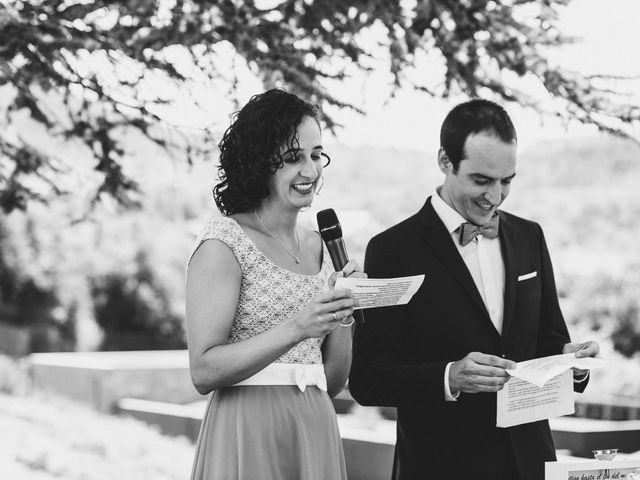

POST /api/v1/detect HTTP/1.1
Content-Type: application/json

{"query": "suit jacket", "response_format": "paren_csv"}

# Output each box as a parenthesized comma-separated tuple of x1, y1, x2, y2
(349, 198, 587, 480)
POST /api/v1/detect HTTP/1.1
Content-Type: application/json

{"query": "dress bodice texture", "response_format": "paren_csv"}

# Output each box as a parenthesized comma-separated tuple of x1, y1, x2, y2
(191, 216, 334, 365)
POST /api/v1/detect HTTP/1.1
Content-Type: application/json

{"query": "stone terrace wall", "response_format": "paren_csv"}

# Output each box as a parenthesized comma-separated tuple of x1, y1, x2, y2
(28, 350, 201, 412)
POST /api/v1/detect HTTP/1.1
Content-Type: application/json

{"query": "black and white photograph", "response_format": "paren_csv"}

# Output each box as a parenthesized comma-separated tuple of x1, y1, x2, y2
(1, 1, 639, 479)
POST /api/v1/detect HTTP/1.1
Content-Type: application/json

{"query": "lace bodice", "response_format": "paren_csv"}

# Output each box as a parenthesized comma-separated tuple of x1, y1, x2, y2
(190, 216, 334, 364)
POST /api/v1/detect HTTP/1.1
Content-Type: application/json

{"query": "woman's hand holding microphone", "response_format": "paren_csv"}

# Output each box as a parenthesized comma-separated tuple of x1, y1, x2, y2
(329, 259, 366, 328)
(289, 260, 366, 340)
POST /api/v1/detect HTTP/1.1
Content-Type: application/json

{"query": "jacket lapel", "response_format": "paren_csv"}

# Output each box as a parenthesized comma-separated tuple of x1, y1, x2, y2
(498, 212, 518, 339)
(417, 198, 494, 327)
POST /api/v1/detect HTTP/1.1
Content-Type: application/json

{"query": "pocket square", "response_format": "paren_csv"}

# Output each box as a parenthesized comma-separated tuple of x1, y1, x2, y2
(518, 271, 537, 281)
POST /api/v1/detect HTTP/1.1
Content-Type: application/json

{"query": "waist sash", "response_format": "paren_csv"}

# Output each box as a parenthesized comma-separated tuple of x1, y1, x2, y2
(233, 363, 327, 392)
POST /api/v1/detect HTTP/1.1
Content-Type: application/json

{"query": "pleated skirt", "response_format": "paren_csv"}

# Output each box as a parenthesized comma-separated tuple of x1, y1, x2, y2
(190, 385, 347, 480)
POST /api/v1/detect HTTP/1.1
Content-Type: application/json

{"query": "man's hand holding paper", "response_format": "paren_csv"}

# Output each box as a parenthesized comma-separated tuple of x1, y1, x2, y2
(449, 352, 516, 394)
(506, 352, 603, 388)
(562, 340, 601, 378)
(497, 352, 604, 428)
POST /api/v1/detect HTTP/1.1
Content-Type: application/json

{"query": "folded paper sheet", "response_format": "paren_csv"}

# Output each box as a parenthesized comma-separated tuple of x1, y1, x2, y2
(506, 353, 604, 388)
(334, 275, 425, 310)
(496, 353, 604, 428)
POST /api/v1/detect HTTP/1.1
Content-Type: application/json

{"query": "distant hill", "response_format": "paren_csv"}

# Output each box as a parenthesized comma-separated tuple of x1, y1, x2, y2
(310, 135, 640, 273)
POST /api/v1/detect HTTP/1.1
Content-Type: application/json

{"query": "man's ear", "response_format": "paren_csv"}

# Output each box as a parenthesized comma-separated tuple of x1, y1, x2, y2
(438, 148, 451, 174)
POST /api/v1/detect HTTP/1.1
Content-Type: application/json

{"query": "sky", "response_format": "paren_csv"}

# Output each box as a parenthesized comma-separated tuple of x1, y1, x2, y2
(322, 0, 640, 152)
(158, 0, 640, 156)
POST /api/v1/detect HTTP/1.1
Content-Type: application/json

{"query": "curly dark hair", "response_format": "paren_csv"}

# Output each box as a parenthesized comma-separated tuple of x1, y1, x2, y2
(213, 89, 322, 215)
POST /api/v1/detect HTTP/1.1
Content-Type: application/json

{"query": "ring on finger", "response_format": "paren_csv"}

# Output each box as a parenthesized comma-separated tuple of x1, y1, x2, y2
(332, 312, 337, 321)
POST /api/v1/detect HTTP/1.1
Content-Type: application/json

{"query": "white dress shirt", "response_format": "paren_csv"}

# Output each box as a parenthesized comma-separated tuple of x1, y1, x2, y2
(430, 191, 588, 400)
(430, 190, 506, 401)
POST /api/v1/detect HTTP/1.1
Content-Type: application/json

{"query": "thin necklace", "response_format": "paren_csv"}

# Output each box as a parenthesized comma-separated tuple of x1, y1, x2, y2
(254, 210, 302, 264)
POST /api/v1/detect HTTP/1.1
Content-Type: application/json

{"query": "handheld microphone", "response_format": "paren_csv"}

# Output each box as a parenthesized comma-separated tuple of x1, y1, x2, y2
(317, 208, 364, 325)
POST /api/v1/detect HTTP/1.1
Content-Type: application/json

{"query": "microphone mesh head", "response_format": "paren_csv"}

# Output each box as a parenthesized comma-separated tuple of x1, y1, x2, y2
(317, 208, 342, 241)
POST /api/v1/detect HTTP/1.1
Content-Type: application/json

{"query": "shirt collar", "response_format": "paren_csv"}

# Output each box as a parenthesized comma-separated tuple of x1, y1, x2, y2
(431, 187, 467, 235)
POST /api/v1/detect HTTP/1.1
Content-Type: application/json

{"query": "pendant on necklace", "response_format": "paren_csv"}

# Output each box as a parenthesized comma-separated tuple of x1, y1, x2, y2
(254, 210, 302, 265)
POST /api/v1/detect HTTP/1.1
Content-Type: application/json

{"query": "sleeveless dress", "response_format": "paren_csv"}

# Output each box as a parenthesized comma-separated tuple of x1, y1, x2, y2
(189, 216, 348, 480)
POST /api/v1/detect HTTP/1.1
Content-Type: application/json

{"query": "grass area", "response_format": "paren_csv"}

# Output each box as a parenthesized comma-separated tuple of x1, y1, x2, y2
(0, 353, 195, 479)
(0, 392, 194, 479)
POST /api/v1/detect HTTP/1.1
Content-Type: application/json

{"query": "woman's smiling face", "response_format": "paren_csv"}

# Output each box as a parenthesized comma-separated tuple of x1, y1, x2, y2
(265, 116, 324, 211)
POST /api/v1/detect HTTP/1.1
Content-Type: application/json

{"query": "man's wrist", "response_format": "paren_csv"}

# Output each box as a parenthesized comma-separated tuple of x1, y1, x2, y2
(444, 362, 460, 401)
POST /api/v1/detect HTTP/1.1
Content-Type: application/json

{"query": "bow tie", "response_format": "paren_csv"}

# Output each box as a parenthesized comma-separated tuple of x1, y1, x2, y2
(458, 215, 500, 246)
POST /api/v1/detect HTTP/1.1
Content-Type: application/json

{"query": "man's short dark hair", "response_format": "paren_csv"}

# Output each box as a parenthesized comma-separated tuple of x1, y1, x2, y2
(440, 99, 517, 171)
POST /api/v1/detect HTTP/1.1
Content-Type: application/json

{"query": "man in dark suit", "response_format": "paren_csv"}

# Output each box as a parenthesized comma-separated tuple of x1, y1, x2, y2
(349, 99, 599, 480)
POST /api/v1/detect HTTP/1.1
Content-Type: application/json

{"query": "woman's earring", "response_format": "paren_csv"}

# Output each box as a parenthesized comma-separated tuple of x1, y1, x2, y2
(315, 152, 329, 195)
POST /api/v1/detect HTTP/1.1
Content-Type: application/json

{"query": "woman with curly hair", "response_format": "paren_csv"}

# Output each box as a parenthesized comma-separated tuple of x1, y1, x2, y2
(186, 88, 363, 480)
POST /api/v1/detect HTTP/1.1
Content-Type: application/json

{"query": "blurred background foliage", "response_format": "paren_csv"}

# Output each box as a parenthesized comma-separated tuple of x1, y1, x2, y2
(0, 151, 202, 351)
(90, 250, 186, 350)
(0, 134, 638, 394)
(0, 213, 77, 351)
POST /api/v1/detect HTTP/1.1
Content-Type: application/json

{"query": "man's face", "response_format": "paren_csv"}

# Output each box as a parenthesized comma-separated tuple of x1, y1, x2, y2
(439, 132, 517, 225)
